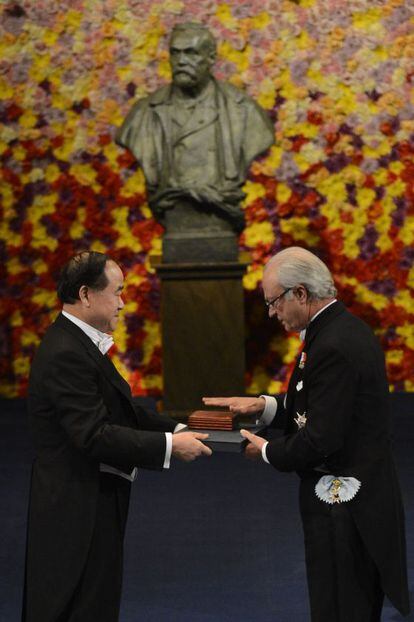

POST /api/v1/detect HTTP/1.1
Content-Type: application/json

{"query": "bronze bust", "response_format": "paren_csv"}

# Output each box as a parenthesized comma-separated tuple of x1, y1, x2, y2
(116, 22, 274, 262)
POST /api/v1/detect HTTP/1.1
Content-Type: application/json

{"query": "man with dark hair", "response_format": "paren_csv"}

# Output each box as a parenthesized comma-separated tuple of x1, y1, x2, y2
(204, 247, 409, 622)
(23, 251, 211, 622)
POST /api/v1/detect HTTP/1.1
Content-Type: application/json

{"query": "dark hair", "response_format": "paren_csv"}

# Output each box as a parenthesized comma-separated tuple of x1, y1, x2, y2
(57, 251, 110, 304)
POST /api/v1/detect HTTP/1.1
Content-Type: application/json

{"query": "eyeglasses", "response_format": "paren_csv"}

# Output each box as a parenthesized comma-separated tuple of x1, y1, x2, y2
(265, 287, 292, 309)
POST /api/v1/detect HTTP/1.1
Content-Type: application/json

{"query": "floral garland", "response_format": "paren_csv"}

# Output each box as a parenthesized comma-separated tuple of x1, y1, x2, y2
(1, 0, 413, 397)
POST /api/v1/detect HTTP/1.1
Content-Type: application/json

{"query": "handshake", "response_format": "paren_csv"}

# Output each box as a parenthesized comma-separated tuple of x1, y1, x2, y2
(171, 396, 267, 462)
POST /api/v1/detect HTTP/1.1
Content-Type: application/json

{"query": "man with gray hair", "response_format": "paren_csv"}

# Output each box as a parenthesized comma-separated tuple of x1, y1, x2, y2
(204, 246, 409, 621)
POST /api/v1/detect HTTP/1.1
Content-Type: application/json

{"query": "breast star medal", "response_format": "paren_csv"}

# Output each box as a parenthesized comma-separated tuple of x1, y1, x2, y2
(294, 411, 307, 429)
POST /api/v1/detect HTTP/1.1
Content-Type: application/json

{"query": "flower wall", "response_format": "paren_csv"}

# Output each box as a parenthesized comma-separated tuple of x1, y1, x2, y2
(1, 0, 413, 398)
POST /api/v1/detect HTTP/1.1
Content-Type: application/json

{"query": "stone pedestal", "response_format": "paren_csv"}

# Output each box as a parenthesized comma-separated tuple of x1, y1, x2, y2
(154, 259, 248, 414)
(161, 198, 241, 263)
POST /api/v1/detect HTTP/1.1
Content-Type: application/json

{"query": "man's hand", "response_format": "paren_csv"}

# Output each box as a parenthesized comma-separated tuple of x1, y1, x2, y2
(171, 432, 212, 462)
(202, 396, 266, 415)
(240, 429, 266, 460)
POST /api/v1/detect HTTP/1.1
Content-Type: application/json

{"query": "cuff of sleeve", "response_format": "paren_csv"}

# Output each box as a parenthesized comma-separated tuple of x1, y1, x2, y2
(174, 423, 187, 433)
(257, 395, 278, 426)
(261, 441, 270, 464)
(163, 432, 172, 469)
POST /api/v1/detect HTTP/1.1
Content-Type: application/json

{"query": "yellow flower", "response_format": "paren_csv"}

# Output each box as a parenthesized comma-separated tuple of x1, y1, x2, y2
(362, 140, 392, 159)
(19, 111, 37, 129)
(120, 169, 146, 198)
(218, 41, 251, 73)
(91, 240, 108, 253)
(69, 208, 86, 240)
(0, 77, 13, 99)
(243, 265, 263, 291)
(45, 164, 61, 184)
(126, 273, 145, 288)
(112, 206, 143, 253)
(399, 216, 414, 245)
(404, 379, 414, 392)
(373, 168, 388, 186)
(32, 288, 57, 308)
(280, 217, 319, 245)
(266, 380, 284, 394)
(352, 8, 383, 29)
(13, 356, 30, 376)
(111, 354, 131, 378)
(21, 331, 40, 348)
(142, 320, 161, 365)
(10, 311, 23, 327)
(0, 383, 18, 398)
(70, 163, 98, 187)
(64, 10, 83, 31)
(396, 325, 414, 349)
(386, 179, 406, 198)
(296, 30, 315, 51)
(386, 350, 403, 366)
(43, 29, 58, 46)
(244, 221, 275, 247)
(251, 12, 271, 30)
(247, 366, 272, 395)
(216, 4, 238, 29)
(342, 226, 365, 259)
(257, 77, 276, 110)
(407, 266, 414, 290)
(393, 293, 414, 318)
(33, 259, 48, 275)
(276, 183, 292, 204)
(22, 167, 44, 184)
(339, 277, 388, 311)
(243, 180, 266, 205)
(389, 161, 404, 175)
(7, 257, 23, 275)
(13, 145, 27, 161)
(356, 188, 376, 210)
(28, 53, 52, 83)
(142, 375, 163, 391)
(317, 175, 347, 207)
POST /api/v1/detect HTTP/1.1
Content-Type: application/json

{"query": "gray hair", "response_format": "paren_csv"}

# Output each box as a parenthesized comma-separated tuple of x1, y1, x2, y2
(267, 247, 337, 300)
(170, 22, 216, 55)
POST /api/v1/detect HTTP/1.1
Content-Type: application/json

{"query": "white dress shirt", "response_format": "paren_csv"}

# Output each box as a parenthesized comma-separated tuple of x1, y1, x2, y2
(62, 310, 184, 477)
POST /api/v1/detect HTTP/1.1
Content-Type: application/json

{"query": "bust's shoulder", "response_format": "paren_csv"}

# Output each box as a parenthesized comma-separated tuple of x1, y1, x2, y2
(215, 80, 250, 104)
(147, 84, 173, 105)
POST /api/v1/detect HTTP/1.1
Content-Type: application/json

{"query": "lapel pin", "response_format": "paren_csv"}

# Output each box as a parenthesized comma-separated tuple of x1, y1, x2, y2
(294, 411, 307, 429)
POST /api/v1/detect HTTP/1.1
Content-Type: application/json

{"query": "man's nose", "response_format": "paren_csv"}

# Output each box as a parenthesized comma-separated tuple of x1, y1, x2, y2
(118, 296, 125, 309)
(177, 52, 188, 64)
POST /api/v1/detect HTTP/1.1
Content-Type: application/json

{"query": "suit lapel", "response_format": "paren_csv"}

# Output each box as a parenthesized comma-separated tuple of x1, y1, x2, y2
(284, 302, 346, 430)
(55, 314, 133, 403)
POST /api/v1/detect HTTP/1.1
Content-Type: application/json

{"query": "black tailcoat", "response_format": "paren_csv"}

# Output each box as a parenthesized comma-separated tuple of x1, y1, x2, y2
(266, 302, 409, 616)
(23, 314, 177, 622)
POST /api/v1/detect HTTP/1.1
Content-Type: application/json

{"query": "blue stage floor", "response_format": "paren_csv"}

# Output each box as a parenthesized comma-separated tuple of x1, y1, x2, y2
(1, 396, 413, 621)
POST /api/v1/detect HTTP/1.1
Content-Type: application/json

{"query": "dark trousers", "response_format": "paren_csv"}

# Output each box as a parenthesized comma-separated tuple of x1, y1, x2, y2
(300, 477, 384, 622)
(58, 474, 129, 622)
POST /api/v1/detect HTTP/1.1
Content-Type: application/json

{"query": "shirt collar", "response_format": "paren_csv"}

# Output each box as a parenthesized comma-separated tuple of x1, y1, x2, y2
(62, 310, 114, 355)
(299, 299, 337, 342)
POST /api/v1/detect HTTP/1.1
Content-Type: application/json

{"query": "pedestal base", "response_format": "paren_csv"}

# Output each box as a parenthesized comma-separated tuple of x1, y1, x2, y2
(154, 260, 248, 411)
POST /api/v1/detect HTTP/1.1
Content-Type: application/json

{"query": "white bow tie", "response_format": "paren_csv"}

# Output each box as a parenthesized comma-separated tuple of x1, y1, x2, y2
(96, 335, 114, 355)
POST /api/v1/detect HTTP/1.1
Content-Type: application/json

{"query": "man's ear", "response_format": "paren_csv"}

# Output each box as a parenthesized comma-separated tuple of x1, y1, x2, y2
(295, 285, 308, 303)
(78, 285, 90, 307)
